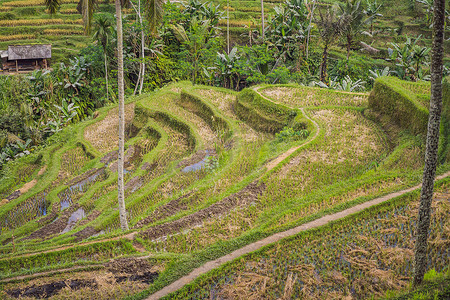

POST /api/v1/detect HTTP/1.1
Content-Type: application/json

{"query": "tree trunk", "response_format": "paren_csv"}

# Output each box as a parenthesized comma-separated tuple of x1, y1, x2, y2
(320, 44, 328, 82)
(115, 0, 129, 231)
(261, 0, 264, 40)
(131, 0, 144, 96)
(359, 41, 380, 55)
(412, 0, 445, 287)
(306, 0, 316, 60)
(346, 34, 351, 60)
(138, 0, 145, 95)
(104, 51, 109, 101)
(227, 0, 230, 54)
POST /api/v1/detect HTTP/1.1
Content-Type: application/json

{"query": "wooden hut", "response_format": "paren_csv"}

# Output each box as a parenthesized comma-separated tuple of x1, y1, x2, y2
(0, 44, 51, 72)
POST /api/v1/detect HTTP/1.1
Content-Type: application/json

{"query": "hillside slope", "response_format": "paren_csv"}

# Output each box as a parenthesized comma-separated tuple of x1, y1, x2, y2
(0, 81, 448, 299)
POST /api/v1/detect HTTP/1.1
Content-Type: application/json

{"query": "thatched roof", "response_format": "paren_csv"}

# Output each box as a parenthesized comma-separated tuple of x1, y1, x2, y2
(7, 44, 51, 60)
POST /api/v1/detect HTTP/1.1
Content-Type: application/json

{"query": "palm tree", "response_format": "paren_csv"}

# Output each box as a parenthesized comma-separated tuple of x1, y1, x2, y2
(46, 0, 97, 34)
(77, 0, 98, 35)
(364, 0, 382, 35)
(170, 18, 211, 84)
(93, 15, 113, 101)
(338, 0, 372, 60)
(45, 0, 60, 14)
(316, 8, 348, 82)
(413, 0, 445, 287)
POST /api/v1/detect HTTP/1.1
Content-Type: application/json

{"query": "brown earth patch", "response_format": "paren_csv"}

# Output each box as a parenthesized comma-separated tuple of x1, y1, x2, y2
(70, 210, 102, 241)
(37, 165, 47, 176)
(105, 257, 160, 285)
(106, 257, 154, 275)
(84, 103, 135, 153)
(134, 191, 196, 229)
(1, 266, 154, 300)
(100, 150, 118, 165)
(66, 168, 105, 187)
(72, 226, 100, 242)
(5, 190, 20, 201)
(141, 162, 158, 171)
(2, 178, 39, 204)
(139, 182, 265, 240)
(22, 204, 82, 241)
(109, 145, 142, 172)
(125, 176, 143, 195)
(6, 279, 97, 299)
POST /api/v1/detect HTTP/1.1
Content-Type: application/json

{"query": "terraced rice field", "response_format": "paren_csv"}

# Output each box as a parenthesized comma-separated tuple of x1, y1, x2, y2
(0, 81, 448, 299)
(0, 0, 116, 62)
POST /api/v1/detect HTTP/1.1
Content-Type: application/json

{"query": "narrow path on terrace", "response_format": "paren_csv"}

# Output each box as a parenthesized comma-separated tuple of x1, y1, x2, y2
(253, 87, 318, 171)
(145, 171, 450, 300)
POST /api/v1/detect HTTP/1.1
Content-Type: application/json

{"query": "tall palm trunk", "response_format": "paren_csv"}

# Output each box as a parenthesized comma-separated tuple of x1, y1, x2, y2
(115, 0, 129, 231)
(138, 0, 145, 95)
(412, 0, 445, 287)
(346, 34, 351, 60)
(104, 51, 109, 101)
(261, 0, 264, 40)
(306, 0, 316, 60)
(320, 43, 328, 82)
(131, 0, 145, 96)
(139, 20, 145, 94)
(227, 0, 230, 53)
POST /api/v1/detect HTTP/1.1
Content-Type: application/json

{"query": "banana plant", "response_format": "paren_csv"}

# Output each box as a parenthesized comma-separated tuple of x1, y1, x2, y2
(170, 17, 211, 84)
(267, 0, 308, 59)
(54, 99, 79, 124)
(368, 66, 391, 81)
(215, 47, 239, 89)
(27, 69, 51, 118)
(388, 35, 430, 81)
(313, 75, 365, 92)
(12, 139, 32, 152)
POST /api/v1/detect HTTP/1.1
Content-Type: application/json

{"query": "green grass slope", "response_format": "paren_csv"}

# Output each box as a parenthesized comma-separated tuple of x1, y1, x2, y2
(0, 81, 448, 299)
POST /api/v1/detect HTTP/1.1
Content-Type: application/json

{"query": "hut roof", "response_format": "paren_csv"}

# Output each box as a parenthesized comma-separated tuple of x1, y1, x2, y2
(7, 44, 51, 60)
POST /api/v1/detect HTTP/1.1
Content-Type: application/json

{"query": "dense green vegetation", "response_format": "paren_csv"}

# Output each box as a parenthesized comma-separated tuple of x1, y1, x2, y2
(0, 77, 448, 298)
(0, 0, 449, 167)
(0, 0, 448, 298)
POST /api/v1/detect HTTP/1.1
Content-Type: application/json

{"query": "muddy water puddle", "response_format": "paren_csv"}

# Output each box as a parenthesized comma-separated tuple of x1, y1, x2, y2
(61, 208, 86, 234)
(181, 150, 214, 173)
